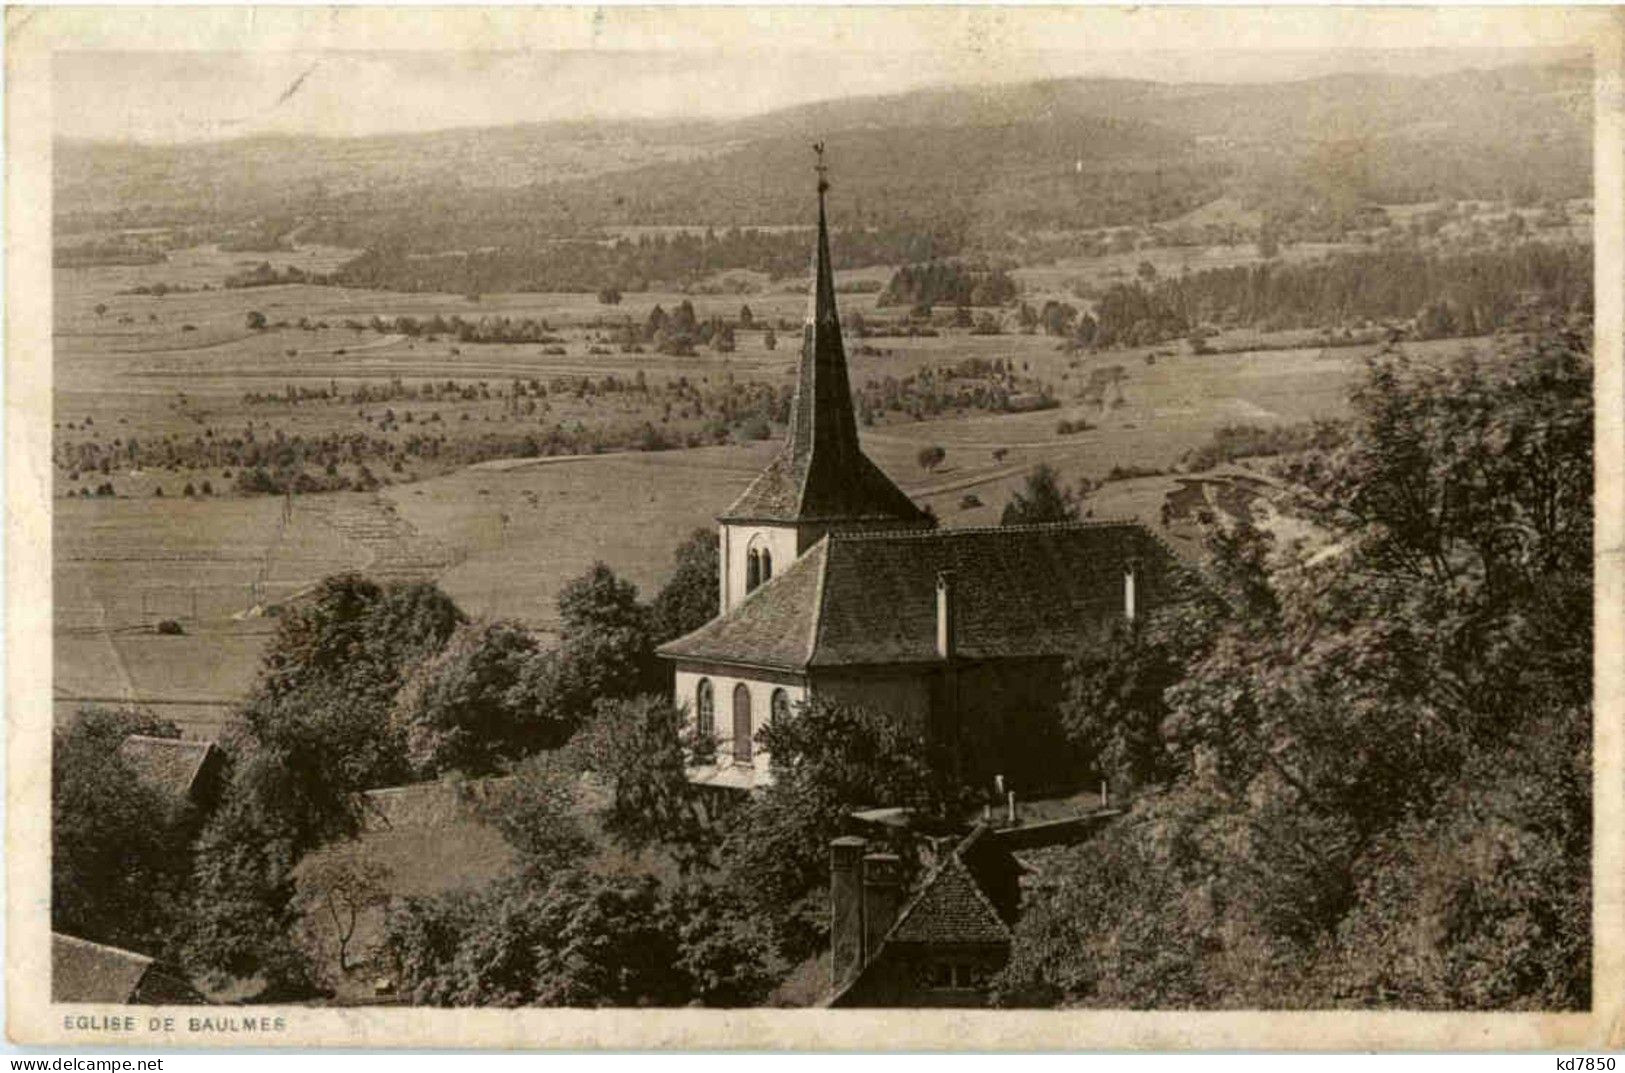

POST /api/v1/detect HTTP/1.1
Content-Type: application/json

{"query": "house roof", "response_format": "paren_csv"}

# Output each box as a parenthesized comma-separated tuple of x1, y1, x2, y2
(885, 849, 1014, 946)
(824, 824, 1020, 1006)
(720, 172, 927, 528)
(52, 934, 161, 1004)
(659, 521, 1175, 671)
(116, 735, 218, 803)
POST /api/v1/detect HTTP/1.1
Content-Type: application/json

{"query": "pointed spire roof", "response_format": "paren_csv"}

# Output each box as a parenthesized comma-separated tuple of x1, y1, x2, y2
(722, 147, 928, 526)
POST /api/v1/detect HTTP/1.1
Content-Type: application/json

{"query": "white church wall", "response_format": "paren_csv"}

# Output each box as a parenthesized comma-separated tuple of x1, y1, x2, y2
(675, 667, 807, 779)
(720, 523, 801, 612)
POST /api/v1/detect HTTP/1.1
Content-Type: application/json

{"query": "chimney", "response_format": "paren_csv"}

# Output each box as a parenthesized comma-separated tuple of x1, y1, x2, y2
(936, 570, 956, 660)
(830, 837, 868, 990)
(862, 853, 903, 966)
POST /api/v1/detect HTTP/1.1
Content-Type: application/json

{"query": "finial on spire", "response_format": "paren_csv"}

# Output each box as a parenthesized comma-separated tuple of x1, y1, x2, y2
(813, 141, 829, 195)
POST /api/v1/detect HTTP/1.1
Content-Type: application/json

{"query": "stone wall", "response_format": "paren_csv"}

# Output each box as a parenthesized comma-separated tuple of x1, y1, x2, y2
(356, 776, 515, 832)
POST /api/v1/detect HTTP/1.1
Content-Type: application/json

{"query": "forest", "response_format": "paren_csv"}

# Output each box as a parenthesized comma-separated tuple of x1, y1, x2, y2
(1083, 241, 1591, 348)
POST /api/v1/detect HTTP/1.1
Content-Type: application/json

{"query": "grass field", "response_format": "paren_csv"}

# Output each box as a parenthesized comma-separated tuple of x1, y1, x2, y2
(52, 235, 1499, 734)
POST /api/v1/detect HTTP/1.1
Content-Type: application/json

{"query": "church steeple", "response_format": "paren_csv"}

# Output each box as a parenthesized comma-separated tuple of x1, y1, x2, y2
(721, 147, 927, 528)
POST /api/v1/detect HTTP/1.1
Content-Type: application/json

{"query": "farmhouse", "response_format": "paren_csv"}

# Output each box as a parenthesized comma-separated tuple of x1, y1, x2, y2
(657, 165, 1177, 791)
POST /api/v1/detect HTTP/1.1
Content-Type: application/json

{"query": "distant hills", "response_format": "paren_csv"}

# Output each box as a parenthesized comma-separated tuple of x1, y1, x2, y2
(56, 61, 1592, 244)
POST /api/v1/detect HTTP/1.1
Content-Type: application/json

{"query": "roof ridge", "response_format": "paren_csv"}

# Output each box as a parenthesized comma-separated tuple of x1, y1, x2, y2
(121, 734, 206, 748)
(52, 932, 156, 967)
(826, 519, 1143, 541)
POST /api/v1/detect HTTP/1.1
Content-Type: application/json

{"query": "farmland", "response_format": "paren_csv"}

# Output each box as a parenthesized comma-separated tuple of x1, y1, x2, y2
(53, 220, 1540, 737)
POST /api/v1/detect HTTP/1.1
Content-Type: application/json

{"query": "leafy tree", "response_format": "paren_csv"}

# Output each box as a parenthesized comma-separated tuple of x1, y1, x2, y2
(246, 310, 268, 330)
(916, 445, 947, 472)
(486, 750, 595, 874)
(1060, 619, 1187, 794)
(720, 699, 967, 956)
(393, 620, 561, 778)
(522, 562, 663, 732)
(383, 870, 776, 1007)
(52, 707, 193, 957)
(996, 321, 1593, 1010)
(188, 577, 466, 991)
(650, 527, 720, 643)
(1000, 463, 1078, 526)
(572, 695, 722, 871)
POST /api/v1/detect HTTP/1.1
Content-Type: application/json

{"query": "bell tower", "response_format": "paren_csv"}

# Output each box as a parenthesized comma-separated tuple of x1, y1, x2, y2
(717, 146, 931, 612)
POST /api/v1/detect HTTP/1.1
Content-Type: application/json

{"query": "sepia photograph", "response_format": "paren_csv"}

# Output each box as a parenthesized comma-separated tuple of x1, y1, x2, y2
(5, 4, 1620, 1051)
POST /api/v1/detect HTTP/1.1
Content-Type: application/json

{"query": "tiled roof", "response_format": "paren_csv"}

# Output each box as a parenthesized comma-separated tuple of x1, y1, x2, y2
(660, 522, 1176, 670)
(659, 540, 827, 668)
(884, 835, 1014, 946)
(116, 735, 218, 803)
(720, 183, 927, 528)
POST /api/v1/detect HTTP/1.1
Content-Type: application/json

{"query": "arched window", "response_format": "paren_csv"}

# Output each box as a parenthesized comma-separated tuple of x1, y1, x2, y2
(771, 688, 791, 725)
(760, 549, 773, 584)
(695, 678, 715, 738)
(746, 549, 761, 593)
(732, 684, 753, 762)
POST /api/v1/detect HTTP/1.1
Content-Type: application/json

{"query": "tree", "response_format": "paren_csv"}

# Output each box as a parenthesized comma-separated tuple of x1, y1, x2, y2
(1060, 618, 1187, 794)
(293, 841, 392, 974)
(188, 577, 466, 992)
(522, 562, 663, 732)
(487, 750, 595, 874)
(763, 326, 777, 351)
(384, 867, 778, 1008)
(1000, 463, 1078, 526)
(995, 321, 1593, 1010)
(52, 707, 193, 958)
(246, 310, 268, 330)
(573, 694, 722, 871)
(650, 528, 720, 643)
(393, 620, 560, 778)
(597, 287, 622, 305)
(916, 445, 947, 472)
(738, 304, 754, 327)
(720, 698, 967, 956)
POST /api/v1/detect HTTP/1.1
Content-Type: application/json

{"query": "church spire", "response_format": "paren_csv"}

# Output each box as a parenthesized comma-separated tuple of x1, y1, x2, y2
(791, 141, 861, 477)
(719, 146, 927, 527)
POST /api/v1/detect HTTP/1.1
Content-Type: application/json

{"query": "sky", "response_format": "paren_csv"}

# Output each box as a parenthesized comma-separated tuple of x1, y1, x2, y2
(52, 39, 1585, 145)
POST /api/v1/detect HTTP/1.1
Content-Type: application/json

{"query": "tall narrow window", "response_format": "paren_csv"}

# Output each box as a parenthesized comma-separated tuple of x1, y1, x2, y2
(771, 688, 790, 725)
(746, 549, 761, 593)
(760, 549, 773, 583)
(696, 679, 715, 738)
(732, 684, 754, 763)
(1124, 568, 1137, 622)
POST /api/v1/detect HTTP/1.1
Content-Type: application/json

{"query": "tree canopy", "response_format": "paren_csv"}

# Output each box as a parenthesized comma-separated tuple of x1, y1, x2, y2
(1000, 463, 1080, 526)
(52, 707, 195, 958)
(997, 320, 1593, 1010)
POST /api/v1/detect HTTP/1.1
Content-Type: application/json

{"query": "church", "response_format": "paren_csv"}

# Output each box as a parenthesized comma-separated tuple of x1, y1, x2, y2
(657, 160, 1177, 793)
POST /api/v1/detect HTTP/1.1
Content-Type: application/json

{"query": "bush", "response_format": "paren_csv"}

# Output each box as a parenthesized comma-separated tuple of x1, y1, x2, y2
(155, 619, 185, 636)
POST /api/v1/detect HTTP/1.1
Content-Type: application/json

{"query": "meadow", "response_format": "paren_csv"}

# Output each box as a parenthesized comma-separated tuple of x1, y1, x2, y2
(52, 233, 1502, 736)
